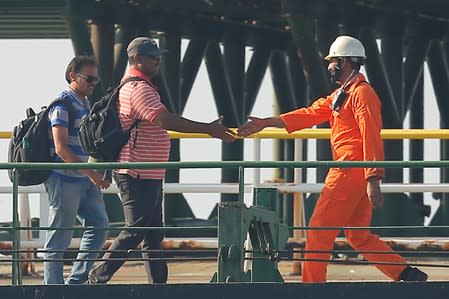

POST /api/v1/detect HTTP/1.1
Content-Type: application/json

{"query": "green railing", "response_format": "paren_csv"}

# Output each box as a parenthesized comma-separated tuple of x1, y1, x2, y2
(2, 160, 449, 284)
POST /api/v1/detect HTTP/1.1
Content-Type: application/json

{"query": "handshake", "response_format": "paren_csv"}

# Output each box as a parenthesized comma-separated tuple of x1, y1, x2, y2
(208, 116, 269, 142)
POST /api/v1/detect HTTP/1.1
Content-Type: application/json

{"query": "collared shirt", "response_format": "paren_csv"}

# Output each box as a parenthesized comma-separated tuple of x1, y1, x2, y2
(280, 73, 384, 180)
(47, 88, 90, 181)
(116, 67, 170, 179)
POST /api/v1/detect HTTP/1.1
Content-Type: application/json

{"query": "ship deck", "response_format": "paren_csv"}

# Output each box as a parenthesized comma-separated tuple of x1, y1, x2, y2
(0, 259, 447, 285)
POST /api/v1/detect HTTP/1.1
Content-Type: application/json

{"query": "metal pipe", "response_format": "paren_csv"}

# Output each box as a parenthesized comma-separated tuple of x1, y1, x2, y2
(1, 182, 449, 196)
(4, 128, 449, 140)
(11, 169, 20, 285)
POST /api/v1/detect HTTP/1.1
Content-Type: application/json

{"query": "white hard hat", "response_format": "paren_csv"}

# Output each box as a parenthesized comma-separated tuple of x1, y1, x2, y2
(324, 35, 366, 60)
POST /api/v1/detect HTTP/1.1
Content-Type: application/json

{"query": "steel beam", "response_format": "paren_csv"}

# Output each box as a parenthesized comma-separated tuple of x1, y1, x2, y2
(205, 41, 239, 125)
(270, 50, 296, 113)
(382, 16, 404, 117)
(223, 27, 247, 121)
(427, 39, 449, 225)
(66, 1, 110, 105)
(403, 22, 431, 115)
(403, 20, 432, 219)
(286, 44, 308, 107)
(160, 32, 182, 112)
(91, 22, 114, 90)
(205, 41, 243, 202)
(286, 14, 331, 99)
(409, 74, 427, 220)
(427, 40, 449, 128)
(380, 19, 405, 182)
(315, 18, 338, 69)
(160, 32, 199, 220)
(65, 0, 94, 56)
(285, 7, 333, 181)
(270, 50, 296, 194)
(221, 29, 248, 203)
(113, 24, 138, 86)
(181, 38, 208, 107)
(284, 0, 331, 98)
(287, 45, 309, 182)
(244, 38, 271, 114)
(314, 19, 335, 181)
(360, 27, 401, 128)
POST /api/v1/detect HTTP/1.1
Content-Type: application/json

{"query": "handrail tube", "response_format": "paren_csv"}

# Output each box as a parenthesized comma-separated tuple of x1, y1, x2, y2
(1, 183, 448, 195)
(11, 169, 20, 285)
(2, 160, 449, 170)
(277, 183, 449, 193)
(3, 128, 449, 139)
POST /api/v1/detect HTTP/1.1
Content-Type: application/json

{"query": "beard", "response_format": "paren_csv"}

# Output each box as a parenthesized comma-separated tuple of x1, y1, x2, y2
(329, 67, 342, 88)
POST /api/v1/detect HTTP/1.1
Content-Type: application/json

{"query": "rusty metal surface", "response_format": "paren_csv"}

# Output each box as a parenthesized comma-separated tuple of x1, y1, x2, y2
(2, 237, 449, 253)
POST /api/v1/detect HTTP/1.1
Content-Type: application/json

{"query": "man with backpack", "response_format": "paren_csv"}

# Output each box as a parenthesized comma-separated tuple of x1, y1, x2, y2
(44, 56, 110, 284)
(87, 37, 235, 284)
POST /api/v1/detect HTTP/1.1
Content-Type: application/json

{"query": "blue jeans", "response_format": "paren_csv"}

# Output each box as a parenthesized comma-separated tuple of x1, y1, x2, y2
(43, 174, 109, 284)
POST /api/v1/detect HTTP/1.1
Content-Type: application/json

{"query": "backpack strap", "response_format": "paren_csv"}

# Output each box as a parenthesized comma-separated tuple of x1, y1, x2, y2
(47, 97, 76, 129)
(117, 76, 145, 90)
(105, 76, 145, 109)
(45, 97, 76, 159)
(115, 76, 146, 131)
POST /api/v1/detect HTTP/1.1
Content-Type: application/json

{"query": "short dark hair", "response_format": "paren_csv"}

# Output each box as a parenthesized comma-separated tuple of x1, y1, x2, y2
(65, 56, 97, 84)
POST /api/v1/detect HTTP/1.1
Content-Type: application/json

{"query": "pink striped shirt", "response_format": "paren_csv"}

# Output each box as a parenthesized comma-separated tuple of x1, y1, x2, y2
(116, 68, 170, 179)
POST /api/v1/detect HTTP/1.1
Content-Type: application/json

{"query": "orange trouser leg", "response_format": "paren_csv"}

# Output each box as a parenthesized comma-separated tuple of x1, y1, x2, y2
(302, 168, 408, 282)
(302, 168, 366, 283)
(344, 194, 407, 280)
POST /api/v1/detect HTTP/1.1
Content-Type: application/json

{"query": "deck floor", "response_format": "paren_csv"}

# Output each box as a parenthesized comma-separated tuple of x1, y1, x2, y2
(0, 258, 447, 285)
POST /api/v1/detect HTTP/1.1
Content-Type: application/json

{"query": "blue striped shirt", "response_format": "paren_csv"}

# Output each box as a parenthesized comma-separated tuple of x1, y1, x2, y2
(47, 88, 90, 181)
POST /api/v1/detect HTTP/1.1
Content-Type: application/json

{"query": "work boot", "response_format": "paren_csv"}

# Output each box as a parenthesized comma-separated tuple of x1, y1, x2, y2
(399, 266, 428, 281)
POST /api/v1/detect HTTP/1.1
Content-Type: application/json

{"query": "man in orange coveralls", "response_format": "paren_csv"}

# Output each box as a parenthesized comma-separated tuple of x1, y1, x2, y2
(237, 35, 428, 282)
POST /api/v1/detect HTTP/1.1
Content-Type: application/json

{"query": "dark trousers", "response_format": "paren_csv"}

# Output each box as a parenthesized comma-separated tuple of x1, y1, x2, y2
(89, 173, 168, 283)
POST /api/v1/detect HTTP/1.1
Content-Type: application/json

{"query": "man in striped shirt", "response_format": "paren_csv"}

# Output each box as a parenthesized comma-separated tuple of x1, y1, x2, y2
(44, 56, 110, 284)
(88, 37, 235, 284)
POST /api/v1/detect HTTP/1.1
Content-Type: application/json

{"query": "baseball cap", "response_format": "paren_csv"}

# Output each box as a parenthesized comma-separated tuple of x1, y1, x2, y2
(127, 37, 167, 57)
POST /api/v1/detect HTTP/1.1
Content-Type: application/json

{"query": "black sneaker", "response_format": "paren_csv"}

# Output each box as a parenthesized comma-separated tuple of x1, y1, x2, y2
(399, 266, 428, 282)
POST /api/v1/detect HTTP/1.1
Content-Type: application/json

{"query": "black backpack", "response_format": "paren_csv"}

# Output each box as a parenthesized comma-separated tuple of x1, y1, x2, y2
(8, 98, 74, 186)
(78, 77, 144, 162)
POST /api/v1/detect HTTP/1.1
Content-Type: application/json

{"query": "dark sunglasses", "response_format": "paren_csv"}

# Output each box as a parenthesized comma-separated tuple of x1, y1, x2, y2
(77, 73, 99, 84)
(142, 54, 162, 61)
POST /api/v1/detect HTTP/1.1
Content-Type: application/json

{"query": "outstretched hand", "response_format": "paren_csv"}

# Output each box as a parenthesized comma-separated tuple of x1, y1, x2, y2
(208, 116, 236, 142)
(237, 116, 266, 137)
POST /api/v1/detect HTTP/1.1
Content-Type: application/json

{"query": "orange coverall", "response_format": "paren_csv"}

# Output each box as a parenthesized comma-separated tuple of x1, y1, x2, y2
(280, 73, 407, 282)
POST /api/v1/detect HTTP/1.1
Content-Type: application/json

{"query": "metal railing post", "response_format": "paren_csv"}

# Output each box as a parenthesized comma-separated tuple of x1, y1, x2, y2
(11, 169, 22, 285)
(238, 166, 245, 204)
(39, 191, 49, 244)
(253, 138, 261, 187)
(291, 138, 305, 275)
(19, 193, 36, 276)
